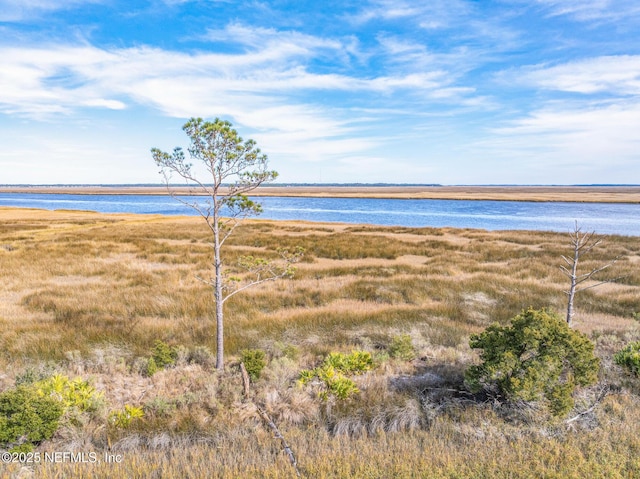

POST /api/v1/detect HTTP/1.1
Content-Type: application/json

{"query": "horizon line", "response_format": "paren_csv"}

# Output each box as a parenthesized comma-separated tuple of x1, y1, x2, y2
(2, 183, 640, 188)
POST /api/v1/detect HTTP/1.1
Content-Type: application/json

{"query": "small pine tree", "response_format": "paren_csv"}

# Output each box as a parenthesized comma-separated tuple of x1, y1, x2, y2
(389, 334, 416, 361)
(240, 349, 267, 382)
(151, 340, 178, 369)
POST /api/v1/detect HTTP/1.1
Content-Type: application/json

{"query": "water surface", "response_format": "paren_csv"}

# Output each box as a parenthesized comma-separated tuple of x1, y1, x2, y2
(0, 193, 638, 236)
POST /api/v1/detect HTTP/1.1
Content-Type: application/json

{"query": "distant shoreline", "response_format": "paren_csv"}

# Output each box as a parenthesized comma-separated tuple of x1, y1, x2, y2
(1, 185, 640, 203)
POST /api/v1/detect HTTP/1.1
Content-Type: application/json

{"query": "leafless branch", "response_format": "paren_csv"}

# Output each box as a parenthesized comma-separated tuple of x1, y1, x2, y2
(565, 385, 609, 425)
(240, 363, 302, 477)
(561, 221, 623, 325)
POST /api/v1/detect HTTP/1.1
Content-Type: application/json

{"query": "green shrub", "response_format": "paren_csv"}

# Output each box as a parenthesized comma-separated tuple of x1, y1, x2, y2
(109, 404, 145, 429)
(144, 357, 159, 377)
(0, 386, 64, 452)
(389, 334, 416, 361)
(465, 308, 600, 416)
(1, 373, 102, 452)
(34, 374, 103, 412)
(614, 341, 640, 376)
(299, 351, 374, 401)
(240, 349, 267, 382)
(322, 351, 373, 375)
(316, 366, 359, 400)
(151, 340, 178, 369)
(141, 340, 179, 376)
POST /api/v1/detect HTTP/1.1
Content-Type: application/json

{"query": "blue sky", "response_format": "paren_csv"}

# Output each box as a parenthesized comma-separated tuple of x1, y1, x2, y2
(1, 0, 639, 185)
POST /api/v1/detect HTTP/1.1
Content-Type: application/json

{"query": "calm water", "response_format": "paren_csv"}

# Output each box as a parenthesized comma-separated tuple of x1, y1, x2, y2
(1, 193, 639, 236)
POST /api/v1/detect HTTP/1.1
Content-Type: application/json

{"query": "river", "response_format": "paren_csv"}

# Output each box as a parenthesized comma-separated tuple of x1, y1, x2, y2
(0, 193, 638, 236)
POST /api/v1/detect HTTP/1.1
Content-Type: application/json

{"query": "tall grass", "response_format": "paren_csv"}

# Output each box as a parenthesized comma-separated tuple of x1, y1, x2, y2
(1, 207, 639, 478)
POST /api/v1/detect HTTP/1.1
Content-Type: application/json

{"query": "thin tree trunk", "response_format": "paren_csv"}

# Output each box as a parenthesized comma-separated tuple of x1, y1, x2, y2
(566, 245, 579, 326)
(561, 221, 622, 327)
(214, 214, 224, 370)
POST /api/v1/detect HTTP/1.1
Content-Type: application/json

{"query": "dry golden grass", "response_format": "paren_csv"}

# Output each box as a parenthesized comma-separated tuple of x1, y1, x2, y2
(1, 206, 639, 478)
(2, 185, 640, 202)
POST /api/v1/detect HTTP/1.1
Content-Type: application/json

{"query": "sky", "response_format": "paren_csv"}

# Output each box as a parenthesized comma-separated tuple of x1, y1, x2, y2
(1, 0, 639, 185)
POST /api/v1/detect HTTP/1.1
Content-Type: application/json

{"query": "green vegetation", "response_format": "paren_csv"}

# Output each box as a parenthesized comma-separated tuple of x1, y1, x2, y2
(150, 340, 178, 369)
(34, 374, 103, 412)
(299, 351, 374, 400)
(109, 404, 145, 429)
(614, 341, 640, 376)
(0, 373, 103, 452)
(466, 308, 600, 416)
(0, 386, 64, 452)
(389, 334, 417, 361)
(322, 351, 374, 375)
(240, 348, 267, 381)
(142, 340, 179, 376)
(1, 208, 639, 477)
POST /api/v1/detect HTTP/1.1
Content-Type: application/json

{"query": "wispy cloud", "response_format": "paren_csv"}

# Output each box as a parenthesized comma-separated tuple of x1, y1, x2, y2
(484, 52, 640, 182)
(352, 0, 471, 26)
(512, 55, 640, 95)
(534, 0, 640, 22)
(1, 0, 638, 184)
(484, 98, 640, 183)
(0, 37, 445, 174)
(0, 21, 473, 119)
(0, 0, 104, 21)
(203, 23, 346, 55)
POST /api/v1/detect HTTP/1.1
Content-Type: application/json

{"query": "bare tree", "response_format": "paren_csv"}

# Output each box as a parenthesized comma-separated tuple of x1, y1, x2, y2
(151, 117, 302, 371)
(560, 221, 621, 326)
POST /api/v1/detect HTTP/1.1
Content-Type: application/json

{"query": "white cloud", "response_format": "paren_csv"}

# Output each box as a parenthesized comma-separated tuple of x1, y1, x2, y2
(506, 56, 640, 97)
(485, 99, 640, 182)
(2, 37, 442, 175)
(83, 98, 126, 109)
(534, 0, 640, 22)
(204, 23, 344, 54)
(0, 0, 104, 21)
(0, 36, 464, 118)
(353, 0, 471, 25)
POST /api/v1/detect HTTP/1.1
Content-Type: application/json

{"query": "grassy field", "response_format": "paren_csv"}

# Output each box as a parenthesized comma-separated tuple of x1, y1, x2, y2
(2, 185, 640, 202)
(1, 207, 639, 478)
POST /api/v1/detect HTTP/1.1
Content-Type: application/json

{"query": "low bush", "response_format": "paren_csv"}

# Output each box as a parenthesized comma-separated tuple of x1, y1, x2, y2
(0, 386, 64, 452)
(299, 351, 374, 400)
(109, 404, 145, 429)
(465, 308, 600, 416)
(322, 351, 374, 375)
(34, 374, 103, 412)
(0, 373, 103, 452)
(240, 349, 267, 382)
(151, 340, 178, 369)
(389, 334, 416, 361)
(140, 340, 179, 377)
(316, 366, 359, 400)
(614, 341, 640, 376)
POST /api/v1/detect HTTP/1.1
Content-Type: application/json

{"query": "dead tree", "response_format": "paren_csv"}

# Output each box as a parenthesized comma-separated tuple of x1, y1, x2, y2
(560, 221, 621, 326)
(240, 363, 302, 477)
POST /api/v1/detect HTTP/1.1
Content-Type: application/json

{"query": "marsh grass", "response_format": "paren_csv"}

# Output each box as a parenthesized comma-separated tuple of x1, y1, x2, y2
(1, 207, 639, 478)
